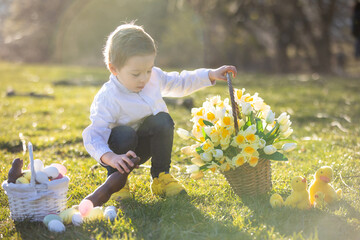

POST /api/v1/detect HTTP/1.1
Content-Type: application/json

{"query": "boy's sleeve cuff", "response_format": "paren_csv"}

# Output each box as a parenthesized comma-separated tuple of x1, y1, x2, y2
(198, 69, 216, 87)
(94, 147, 113, 167)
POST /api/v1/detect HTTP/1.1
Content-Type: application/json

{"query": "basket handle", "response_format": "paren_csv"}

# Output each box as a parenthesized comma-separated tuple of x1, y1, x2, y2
(28, 142, 36, 187)
(226, 72, 239, 134)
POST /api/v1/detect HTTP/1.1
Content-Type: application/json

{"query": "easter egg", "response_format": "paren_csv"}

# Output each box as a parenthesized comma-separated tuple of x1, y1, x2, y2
(15, 177, 30, 184)
(79, 199, 94, 217)
(53, 173, 63, 180)
(43, 214, 62, 227)
(104, 206, 116, 212)
(22, 170, 31, 181)
(85, 207, 104, 221)
(71, 205, 79, 211)
(48, 219, 65, 233)
(33, 159, 44, 172)
(50, 163, 67, 176)
(44, 166, 59, 179)
(104, 209, 117, 221)
(59, 208, 76, 225)
(71, 212, 83, 226)
(35, 171, 49, 184)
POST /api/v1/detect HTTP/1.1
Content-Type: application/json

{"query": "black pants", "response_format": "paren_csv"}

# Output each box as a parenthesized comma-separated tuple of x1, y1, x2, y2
(106, 112, 174, 178)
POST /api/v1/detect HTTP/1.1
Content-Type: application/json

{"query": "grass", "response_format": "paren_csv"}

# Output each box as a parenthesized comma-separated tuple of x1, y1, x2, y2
(0, 62, 359, 239)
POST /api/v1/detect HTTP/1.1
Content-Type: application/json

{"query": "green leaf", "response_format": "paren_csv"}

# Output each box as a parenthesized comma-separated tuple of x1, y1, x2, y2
(201, 127, 210, 140)
(203, 120, 214, 126)
(255, 118, 265, 138)
(196, 146, 204, 154)
(259, 150, 288, 161)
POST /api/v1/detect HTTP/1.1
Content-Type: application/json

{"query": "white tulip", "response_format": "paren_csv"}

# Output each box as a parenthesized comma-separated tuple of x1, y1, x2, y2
(190, 171, 204, 180)
(212, 149, 224, 159)
(266, 110, 275, 124)
(200, 152, 213, 162)
(277, 113, 289, 125)
(282, 143, 297, 152)
(242, 102, 253, 116)
(279, 122, 290, 133)
(191, 157, 205, 166)
(186, 165, 200, 174)
(176, 128, 191, 140)
(281, 128, 293, 138)
(181, 146, 194, 155)
(259, 139, 266, 149)
(264, 145, 277, 155)
(245, 125, 256, 135)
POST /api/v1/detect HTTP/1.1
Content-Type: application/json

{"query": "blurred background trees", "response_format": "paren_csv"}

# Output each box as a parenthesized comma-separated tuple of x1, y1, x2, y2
(0, 0, 356, 74)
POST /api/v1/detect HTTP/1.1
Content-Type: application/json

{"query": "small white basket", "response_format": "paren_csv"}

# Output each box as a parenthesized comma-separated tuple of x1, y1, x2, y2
(2, 142, 69, 222)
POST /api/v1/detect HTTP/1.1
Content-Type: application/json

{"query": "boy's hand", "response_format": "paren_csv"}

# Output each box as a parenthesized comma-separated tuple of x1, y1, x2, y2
(208, 65, 237, 82)
(101, 151, 138, 174)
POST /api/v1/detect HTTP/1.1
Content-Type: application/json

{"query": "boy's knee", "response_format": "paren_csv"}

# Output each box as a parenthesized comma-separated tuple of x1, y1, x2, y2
(151, 112, 174, 132)
(108, 126, 138, 153)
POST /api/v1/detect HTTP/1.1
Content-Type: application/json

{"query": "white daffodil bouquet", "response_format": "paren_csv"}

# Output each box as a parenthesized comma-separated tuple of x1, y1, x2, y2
(177, 88, 297, 180)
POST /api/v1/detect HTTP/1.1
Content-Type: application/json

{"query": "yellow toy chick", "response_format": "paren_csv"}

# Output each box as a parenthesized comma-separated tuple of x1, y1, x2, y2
(270, 193, 284, 208)
(284, 176, 311, 210)
(309, 166, 342, 205)
(313, 191, 326, 208)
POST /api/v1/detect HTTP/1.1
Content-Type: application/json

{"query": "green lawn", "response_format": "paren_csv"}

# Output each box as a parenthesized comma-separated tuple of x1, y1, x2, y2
(0, 62, 359, 240)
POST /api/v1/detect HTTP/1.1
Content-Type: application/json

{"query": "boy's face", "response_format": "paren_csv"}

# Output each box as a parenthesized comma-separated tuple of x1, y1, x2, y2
(110, 54, 155, 93)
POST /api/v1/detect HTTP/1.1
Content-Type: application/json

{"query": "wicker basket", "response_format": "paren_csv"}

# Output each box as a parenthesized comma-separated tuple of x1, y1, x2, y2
(221, 73, 272, 197)
(2, 142, 69, 221)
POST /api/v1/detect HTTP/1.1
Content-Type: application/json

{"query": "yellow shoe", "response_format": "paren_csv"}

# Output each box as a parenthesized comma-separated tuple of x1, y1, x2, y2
(151, 172, 187, 197)
(111, 180, 131, 201)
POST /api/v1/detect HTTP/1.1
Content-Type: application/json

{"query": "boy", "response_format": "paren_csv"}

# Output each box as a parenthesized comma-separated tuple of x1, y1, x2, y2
(82, 23, 237, 199)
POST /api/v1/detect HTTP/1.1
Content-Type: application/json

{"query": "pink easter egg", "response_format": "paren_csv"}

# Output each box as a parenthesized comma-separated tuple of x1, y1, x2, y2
(52, 173, 63, 180)
(79, 199, 93, 217)
(50, 163, 67, 176)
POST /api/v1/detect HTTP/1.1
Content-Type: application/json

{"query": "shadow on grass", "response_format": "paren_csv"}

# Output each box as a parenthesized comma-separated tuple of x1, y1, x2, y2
(241, 195, 360, 240)
(119, 194, 251, 240)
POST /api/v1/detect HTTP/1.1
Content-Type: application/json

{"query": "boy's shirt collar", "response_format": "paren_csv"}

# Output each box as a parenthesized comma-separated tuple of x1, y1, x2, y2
(110, 74, 133, 94)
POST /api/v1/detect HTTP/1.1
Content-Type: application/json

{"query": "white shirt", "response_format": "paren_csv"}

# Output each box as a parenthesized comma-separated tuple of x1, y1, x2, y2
(82, 67, 214, 165)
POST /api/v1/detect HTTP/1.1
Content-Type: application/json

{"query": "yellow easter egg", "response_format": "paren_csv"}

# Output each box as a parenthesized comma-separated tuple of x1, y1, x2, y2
(16, 177, 30, 184)
(22, 170, 31, 181)
(85, 207, 104, 221)
(59, 208, 76, 225)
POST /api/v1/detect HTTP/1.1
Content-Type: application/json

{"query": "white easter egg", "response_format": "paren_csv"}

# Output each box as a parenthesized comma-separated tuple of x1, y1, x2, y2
(104, 206, 116, 212)
(35, 171, 49, 184)
(44, 166, 59, 179)
(104, 209, 117, 221)
(48, 219, 66, 232)
(33, 159, 44, 171)
(43, 214, 62, 227)
(71, 212, 83, 226)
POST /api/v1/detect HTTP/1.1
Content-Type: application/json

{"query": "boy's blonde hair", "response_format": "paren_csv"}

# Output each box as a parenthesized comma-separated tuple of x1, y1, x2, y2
(103, 23, 156, 70)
